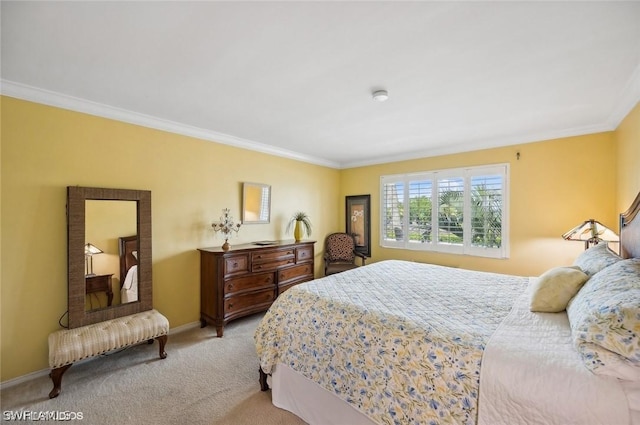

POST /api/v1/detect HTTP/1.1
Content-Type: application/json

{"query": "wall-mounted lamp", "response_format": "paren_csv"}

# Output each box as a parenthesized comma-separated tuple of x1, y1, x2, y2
(84, 243, 103, 276)
(562, 219, 619, 250)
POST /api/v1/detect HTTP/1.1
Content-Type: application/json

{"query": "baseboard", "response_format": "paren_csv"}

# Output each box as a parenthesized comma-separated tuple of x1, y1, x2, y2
(0, 320, 201, 391)
(0, 369, 51, 391)
(168, 320, 201, 335)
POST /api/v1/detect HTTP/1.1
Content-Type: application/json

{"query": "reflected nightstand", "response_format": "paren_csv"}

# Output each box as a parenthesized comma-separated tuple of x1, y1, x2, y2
(85, 274, 113, 306)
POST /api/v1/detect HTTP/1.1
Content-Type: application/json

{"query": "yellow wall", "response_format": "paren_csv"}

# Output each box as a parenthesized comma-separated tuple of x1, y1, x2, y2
(1, 95, 637, 383)
(0, 96, 340, 381)
(615, 102, 640, 211)
(340, 133, 618, 276)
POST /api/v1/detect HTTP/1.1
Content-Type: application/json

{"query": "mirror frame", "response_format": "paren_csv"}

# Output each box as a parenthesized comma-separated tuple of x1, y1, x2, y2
(242, 182, 271, 224)
(67, 186, 152, 328)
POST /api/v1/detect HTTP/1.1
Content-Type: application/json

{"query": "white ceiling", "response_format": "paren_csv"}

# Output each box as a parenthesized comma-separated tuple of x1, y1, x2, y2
(2, 1, 640, 169)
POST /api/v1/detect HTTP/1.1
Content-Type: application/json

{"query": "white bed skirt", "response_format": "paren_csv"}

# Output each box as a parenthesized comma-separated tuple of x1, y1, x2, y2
(271, 363, 376, 425)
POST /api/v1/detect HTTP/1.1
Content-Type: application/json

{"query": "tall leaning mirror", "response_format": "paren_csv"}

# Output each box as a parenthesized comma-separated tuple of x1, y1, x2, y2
(242, 182, 271, 224)
(67, 187, 152, 328)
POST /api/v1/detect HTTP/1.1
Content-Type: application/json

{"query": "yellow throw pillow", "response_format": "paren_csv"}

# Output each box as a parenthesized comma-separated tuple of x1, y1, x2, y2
(530, 266, 589, 312)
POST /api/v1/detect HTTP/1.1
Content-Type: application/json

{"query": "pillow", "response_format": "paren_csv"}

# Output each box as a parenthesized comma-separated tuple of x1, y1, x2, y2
(567, 258, 640, 364)
(529, 266, 589, 312)
(572, 242, 622, 276)
(575, 341, 640, 380)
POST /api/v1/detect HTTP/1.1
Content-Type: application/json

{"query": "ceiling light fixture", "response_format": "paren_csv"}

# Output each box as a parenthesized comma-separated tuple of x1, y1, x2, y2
(372, 90, 388, 102)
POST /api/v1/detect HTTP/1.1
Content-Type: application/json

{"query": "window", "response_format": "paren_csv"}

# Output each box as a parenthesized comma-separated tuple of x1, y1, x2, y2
(380, 164, 509, 258)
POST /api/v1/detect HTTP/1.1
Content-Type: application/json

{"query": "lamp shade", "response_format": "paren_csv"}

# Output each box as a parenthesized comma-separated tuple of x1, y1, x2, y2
(84, 243, 103, 256)
(84, 242, 103, 276)
(562, 219, 619, 249)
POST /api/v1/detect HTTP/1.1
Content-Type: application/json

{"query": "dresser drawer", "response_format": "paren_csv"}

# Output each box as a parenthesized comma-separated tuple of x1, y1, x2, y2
(224, 289, 275, 319)
(278, 263, 314, 286)
(278, 273, 313, 296)
(224, 273, 274, 296)
(253, 258, 295, 272)
(224, 254, 249, 276)
(296, 245, 314, 263)
(252, 248, 295, 263)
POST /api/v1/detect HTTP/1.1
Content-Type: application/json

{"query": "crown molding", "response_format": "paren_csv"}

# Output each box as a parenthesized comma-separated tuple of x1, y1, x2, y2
(2, 77, 636, 171)
(606, 62, 640, 128)
(339, 122, 613, 169)
(0, 79, 341, 169)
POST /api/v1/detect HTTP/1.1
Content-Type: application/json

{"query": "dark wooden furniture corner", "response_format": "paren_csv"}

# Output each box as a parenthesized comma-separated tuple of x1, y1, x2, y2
(199, 240, 315, 337)
(85, 274, 114, 306)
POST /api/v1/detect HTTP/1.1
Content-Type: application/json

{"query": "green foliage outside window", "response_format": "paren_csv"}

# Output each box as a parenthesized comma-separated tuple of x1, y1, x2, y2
(385, 186, 501, 247)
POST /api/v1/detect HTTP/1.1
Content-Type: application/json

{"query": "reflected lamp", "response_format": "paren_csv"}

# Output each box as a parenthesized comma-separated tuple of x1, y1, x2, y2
(562, 219, 619, 250)
(84, 243, 103, 276)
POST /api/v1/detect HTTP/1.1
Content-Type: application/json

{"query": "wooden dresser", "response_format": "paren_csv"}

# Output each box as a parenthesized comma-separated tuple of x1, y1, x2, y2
(198, 240, 315, 337)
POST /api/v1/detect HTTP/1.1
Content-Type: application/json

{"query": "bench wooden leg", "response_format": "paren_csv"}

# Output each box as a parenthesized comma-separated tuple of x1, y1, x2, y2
(259, 367, 270, 391)
(156, 335, 168, 359)
(49, 364, 72, 399)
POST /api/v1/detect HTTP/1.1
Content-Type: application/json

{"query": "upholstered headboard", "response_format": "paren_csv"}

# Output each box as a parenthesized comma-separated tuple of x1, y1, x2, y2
(620, 191, 640, 260)
(118, 235, 138, 288)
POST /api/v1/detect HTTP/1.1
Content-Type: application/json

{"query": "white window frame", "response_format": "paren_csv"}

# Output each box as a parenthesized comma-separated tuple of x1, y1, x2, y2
(380, 163, 510, 259)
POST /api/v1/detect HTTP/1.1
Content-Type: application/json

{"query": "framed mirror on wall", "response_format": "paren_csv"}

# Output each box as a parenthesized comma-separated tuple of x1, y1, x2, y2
(242, 182, 271, 224)
(84, 200, 137, 311)
(67, 187, 152, 328)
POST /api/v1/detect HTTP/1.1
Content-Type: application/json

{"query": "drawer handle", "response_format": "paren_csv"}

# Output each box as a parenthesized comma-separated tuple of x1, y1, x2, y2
(228, 303, 233, 309)
(255, 265, 262, 270)
(256, 255, 262, 259)
(232, 262, 239, 269)
(227, 283, 234, 291)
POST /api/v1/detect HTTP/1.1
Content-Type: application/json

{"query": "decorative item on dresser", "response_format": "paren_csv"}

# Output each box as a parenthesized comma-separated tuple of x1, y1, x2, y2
(212, 208, 242, 251)
(198, 240, 315, 337)
(286, 212, 312, 242)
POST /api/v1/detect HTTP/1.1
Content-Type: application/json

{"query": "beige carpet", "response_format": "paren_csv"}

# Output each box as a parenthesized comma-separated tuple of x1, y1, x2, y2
(1, 313, 307, 425)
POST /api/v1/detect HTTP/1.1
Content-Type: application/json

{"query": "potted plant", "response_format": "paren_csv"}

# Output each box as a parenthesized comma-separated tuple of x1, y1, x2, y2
(286, 211, 312, 241)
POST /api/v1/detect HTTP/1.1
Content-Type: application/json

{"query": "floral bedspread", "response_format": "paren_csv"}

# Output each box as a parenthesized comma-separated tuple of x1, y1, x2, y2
(254, 260, 527, 425)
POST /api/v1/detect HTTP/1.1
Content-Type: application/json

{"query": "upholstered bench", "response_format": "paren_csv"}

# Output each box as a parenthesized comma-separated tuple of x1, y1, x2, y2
(47, 309, 169, 398)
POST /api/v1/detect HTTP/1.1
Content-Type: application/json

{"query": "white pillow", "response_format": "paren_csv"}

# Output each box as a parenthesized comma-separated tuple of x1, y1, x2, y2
(573, 243, 622, 276)
(529, 266, 589, 312)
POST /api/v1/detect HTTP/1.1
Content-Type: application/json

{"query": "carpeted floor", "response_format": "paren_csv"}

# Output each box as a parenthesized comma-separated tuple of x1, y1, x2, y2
(0, 313, 307, 425)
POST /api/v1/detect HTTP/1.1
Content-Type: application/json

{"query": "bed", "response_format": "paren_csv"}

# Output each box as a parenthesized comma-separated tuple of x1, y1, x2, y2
(254, 192, 640, 425)
(119, 235, 139, 303)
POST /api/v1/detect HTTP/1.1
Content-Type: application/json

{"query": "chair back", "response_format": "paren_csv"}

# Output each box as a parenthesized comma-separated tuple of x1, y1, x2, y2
(325, 233, 356, 262)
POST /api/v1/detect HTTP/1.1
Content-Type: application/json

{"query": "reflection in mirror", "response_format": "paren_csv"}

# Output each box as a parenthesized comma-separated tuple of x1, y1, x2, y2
(84, 200, 137, 311)
(242, 182, 271, 224)
(67, 187, 152, 329)
(119, 235, 139, 304)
